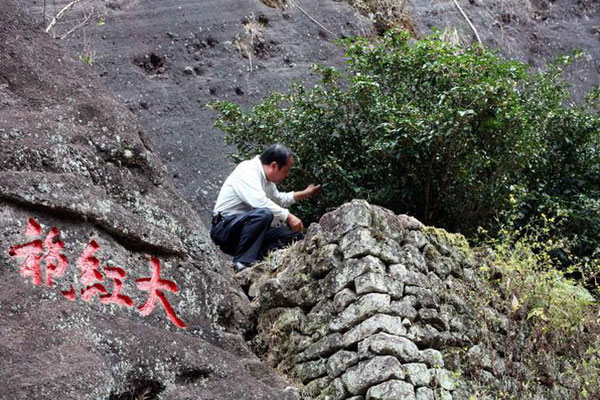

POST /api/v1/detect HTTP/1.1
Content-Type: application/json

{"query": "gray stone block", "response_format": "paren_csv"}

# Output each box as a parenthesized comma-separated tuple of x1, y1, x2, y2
(433, 368, 458, 391)
(358, 332, 420, 362)
(407, 325, 440, 347)
(340, 227, 402, 263)
(333, 288, 358, 312)
(386, 278, 405, 299)
(415, 387, 435, 400)
(404, 363, 432, 386)
(419, 348, 445, 368)
(340, 228, 379, 259)
(407, 287, 438, 308)
(294, 358, 328, 383)
(428, 257, 454, 279)
(396, 244, 428, 272)
(355, 272, 389, 295)
(389, 264, 428, 287)
(312, 243, 343, 278)
(390, 300, 418, 321)
(296, 333, 343, 362)
(330, 293, 391, 332)
(366, 379, 416, 400)
(319, 199, 373, 241)
(342, 314, 408, 347)
(403, 230, 429, 249)
(326, 256, 386, 295)
(297, 281, 326, 308)
(302, 299, 336, 335)
(418, 308, 449, 331)
(341, 356, 405, 395)
(327, 350, 360, 378)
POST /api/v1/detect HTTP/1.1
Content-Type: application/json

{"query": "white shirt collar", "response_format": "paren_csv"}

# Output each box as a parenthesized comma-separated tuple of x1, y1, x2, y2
(254, 155, 267, 182)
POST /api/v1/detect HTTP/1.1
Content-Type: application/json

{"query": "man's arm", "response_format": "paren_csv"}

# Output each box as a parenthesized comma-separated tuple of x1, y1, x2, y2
(268, 183, 321, 207)
(286, 184, 321, 232)
(293, 184, 321, 202)
(267, 183, 321, 230)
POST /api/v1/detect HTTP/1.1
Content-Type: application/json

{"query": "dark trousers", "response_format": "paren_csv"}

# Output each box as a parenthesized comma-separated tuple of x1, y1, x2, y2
(210, 208, 304, 265)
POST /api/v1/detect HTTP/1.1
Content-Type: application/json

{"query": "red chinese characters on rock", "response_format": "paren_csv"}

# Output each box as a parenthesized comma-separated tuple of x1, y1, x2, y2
(8, 218, 186, 328)
(77, 240, 108, 302)
(8, 218, 67, 287)
(137, 257, 186, 328)
(100, 267, 134, 308)
(43, 226, 69, 286)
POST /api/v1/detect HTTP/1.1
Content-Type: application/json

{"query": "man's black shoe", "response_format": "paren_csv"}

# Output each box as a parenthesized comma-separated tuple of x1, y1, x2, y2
(233, 261, 248, 273)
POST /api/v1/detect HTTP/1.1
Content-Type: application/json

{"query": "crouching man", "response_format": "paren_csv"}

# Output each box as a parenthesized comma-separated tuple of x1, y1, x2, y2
(210, 144, 321, 272)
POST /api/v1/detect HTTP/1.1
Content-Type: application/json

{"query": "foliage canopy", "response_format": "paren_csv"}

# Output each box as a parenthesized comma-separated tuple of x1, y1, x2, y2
(210, 30, 600, 272)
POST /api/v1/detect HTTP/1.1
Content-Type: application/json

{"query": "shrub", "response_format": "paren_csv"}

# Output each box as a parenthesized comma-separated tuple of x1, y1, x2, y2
(210, 30, 600, 267)
(470, 220, 600, 399)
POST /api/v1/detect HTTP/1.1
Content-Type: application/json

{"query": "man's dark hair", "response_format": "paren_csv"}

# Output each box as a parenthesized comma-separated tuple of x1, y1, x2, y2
(260, 144, 292, 168)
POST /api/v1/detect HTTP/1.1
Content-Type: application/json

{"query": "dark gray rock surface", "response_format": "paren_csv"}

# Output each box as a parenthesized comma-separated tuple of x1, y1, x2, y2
(0, 3, 299, 399)
(19, 0, 371, 223)
(17, 0, 600, 225)
(405, 0, 600, 99)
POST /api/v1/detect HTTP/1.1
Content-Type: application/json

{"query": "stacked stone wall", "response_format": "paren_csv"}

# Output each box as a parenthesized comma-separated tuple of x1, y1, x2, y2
(247, 200, 487, 400)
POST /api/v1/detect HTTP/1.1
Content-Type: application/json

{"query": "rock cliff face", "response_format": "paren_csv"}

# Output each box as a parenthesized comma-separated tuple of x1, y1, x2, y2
(18, 0, 371, 223)
(4, 1, 599, 399)
(0, 3, 299, 399)
(18, 0, 600, 223)
(246, 200, 586, 399)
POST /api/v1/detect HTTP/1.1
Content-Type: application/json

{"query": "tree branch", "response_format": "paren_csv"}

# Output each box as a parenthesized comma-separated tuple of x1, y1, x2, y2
(290, 0, 336, 37)
(46, 0, 85, 34)
(452, 0, 482, 44)
(59, 7, 94, 39)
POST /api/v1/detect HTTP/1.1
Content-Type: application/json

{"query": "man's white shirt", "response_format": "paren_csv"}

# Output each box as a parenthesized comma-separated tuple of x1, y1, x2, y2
(213, 156, 296, 223)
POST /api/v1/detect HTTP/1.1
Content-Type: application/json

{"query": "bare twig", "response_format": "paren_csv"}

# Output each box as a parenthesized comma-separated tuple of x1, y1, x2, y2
(290, 0, 336, 37)
(248, 45, 253, 72)
(79, 15, 98, 65)
(46, 0, 85, 34)
(59, 6, 93, 39)
(245, 20, 255, 72)
(452, 0, 482, 44)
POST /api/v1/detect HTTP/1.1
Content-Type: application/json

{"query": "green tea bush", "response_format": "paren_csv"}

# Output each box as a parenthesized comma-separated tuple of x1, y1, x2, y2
(210, 30, 600, 271)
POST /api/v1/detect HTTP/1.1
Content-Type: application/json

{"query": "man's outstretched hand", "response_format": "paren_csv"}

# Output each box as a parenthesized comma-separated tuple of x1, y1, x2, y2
(294, 184, 322, 202)
(287, 213, 304, 232)
(305, 183, 322, 197)
(289, 184, 320, 231)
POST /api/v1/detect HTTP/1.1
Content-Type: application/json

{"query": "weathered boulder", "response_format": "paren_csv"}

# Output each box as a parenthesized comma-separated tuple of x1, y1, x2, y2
(0, 3, 298, 399)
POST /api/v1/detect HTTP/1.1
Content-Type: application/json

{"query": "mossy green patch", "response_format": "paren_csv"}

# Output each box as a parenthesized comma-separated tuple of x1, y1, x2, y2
(424, 226, 470, 252)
